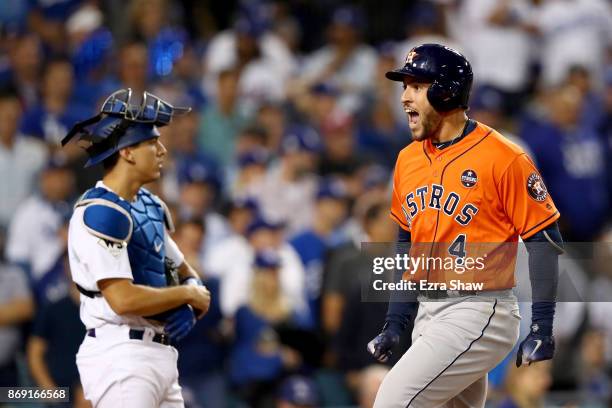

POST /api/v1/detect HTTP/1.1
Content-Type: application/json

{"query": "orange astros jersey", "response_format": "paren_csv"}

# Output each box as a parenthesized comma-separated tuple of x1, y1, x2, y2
(390, 120, 560, 290)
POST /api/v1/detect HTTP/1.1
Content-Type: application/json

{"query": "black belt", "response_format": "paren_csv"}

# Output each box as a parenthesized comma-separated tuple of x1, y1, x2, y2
(418, 289, 477, 299)
(87, 328, 170, 345)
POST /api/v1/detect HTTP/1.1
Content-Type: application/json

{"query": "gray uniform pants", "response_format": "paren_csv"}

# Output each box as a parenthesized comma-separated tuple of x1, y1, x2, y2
(374, 294, 520, 408)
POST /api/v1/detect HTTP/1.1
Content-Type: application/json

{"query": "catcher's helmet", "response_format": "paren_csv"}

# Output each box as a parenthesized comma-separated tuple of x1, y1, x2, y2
(61, 89, 190, 167)
(386, 43, 473, 112)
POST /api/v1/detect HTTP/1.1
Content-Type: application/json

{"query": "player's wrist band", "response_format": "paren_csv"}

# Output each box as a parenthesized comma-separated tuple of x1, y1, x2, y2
(180, 277, 203, 286)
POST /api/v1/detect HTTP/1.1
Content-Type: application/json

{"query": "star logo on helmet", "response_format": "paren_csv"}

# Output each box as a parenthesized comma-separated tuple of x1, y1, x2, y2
(405, 51, 417, 65)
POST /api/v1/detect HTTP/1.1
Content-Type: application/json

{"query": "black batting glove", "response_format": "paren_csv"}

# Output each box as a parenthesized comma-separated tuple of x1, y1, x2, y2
(516, 323, 555, 367)
(367, 323, 401, 363)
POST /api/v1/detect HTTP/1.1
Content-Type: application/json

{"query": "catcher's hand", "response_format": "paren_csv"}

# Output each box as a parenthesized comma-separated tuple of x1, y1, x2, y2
(516, 324, 555, 367)
(367, 330, 400, 363)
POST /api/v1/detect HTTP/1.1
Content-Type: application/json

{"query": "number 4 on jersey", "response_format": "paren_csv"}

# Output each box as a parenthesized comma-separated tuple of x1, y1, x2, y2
(448, 234, 467, 260)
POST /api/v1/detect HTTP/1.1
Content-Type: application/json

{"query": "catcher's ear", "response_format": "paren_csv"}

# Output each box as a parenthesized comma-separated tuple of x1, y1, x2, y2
(119, 146, 135, 164)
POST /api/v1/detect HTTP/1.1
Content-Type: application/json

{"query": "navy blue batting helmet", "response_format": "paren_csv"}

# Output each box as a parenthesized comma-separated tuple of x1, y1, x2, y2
(386, 43, 473, 112)
(61, 88, 190, 167)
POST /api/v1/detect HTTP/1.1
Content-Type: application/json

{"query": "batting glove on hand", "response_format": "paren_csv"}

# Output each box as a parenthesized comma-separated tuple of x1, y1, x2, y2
(516, 324, 555, 367)
(367, 325, 400, 363)
(165, 305, 196, 343)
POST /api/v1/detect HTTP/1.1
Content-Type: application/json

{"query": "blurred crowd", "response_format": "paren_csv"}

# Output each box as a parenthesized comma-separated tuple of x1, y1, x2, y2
(0, 0, 611, 407)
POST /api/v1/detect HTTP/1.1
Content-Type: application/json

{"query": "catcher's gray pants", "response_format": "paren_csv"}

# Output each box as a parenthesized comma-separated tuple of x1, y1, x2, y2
(374, 294, 520, 408)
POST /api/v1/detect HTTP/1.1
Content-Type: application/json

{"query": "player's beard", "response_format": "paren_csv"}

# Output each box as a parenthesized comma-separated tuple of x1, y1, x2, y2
(412, 109, 442, 142)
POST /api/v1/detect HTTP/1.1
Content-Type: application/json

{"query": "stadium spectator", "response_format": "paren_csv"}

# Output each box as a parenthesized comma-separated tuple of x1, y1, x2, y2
(318, 110, 357, 177)
(117, 42, 150, 97)
(0, 85, 47, 229)
(528, 0, 612, 88)
(224, 197, 259, 238)
(173, 218, 228, 408)
(20, 58, 90, 146)
(26, 279, 88, 407)
(499, 361, 553, 408)
(357, 365, 389, 408)
(243, 126, 320, 235)
(203, 12, 296, 114)
(28, 0, 83, 53)
(298, 6, 377, 114)
(66, 4, 115, 110)
(520, 84, 608, 241)
(176, 159, 228, 257)
(276, 375, 320, 408)
(256, 102, 287, 153)
(4, 34, 42, 109)
(357, 45, 405, 167)
(199, 68, 250, 167)
(578, 329, 611, 404)
(290, 178, 350, 329)
(161, 104, 221, 203)
(322, 200, 396, 337)
(5, 160, 75, 303)
(172, 217, 206, 272)
(456, 0, 532, 115)
(229, 251, 302, 407)
(211, 217, 307, 322)
(231, 148, 270, 199)
(0, 231, 34, 388)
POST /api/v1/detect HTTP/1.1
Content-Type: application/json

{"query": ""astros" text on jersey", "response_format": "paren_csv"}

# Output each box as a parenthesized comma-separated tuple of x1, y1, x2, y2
(401, 184, 479, 228)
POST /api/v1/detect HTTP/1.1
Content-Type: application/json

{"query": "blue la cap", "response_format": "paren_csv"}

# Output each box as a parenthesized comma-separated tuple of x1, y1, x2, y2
(254, 249, 281, 269)
(470, 85, 504, 112)
(234, 15, 267, 38)
(237, 148, 269, 168)
(331, 6, 364, 29)
(177, 159, 221, 188)
(278, 376, 319, 406)
(246, 216, 284, 236)
(280, 125, 322, 154)
(61, 88, 190, 167)
(231, 196, 259, 212)
(310, 82, 340, 97)
(43, 154, 71, 171)
(317, 178, 348, 201)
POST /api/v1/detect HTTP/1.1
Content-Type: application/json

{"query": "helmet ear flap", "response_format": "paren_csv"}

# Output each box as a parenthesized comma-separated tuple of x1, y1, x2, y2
(427, 80, 461, 112)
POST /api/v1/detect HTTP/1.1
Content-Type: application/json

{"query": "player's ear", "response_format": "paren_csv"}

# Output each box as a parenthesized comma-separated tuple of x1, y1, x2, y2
(119, 146, 136, 164)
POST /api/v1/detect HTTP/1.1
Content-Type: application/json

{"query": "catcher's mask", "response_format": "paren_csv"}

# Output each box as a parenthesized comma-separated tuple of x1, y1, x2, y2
(61, 88, 191, 167)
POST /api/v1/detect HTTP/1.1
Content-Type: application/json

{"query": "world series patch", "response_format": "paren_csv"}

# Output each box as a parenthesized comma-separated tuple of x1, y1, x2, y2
(460, 169, 478, 188)
(527, 173, 548, 201)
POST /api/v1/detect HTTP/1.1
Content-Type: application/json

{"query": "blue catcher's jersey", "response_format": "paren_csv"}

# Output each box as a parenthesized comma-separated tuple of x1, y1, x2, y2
(77, 186, 172, 288)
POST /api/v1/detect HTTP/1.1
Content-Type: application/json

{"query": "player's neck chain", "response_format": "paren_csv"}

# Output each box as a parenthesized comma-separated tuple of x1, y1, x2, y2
(433, 119, 471, 150)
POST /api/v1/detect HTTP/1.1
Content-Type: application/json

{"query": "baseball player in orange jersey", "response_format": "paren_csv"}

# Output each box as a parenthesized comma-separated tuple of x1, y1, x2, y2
(367, 44, 564, 407)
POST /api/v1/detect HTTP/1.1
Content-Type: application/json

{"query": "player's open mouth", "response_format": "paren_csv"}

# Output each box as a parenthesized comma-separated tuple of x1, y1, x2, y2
(405, 107, 419, 125)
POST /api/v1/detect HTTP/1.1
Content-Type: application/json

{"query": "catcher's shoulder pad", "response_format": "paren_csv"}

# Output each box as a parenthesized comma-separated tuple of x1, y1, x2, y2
(78, 188, 133, 243)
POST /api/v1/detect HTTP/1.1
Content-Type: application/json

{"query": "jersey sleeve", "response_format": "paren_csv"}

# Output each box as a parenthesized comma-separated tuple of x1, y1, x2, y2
(498, 153, 560, 239)
(390, 160, 410, 232)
